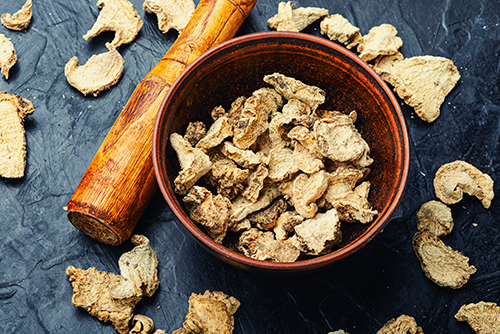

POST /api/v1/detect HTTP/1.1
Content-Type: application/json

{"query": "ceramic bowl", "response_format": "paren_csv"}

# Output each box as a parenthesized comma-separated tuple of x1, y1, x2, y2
(153, 32, 409, 273)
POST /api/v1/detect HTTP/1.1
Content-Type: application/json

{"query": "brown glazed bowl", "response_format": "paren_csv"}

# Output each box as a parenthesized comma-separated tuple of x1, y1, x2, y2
(153, 32, 409, 273)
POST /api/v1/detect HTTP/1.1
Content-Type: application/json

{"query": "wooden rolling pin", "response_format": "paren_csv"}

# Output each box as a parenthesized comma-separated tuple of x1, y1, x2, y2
(67, 0, 257, 245)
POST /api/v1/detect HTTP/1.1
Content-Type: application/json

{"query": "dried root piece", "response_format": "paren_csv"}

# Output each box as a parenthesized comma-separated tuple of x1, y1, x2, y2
(220, 141, 261, 168)
(84, 0, 143, 49)
(377, 314, 423, 334)
(333, 182, 378, 224)
(412, 230, 476, 289)
(0, 92, 35, 178)
(241, 163, 268, 203)
(230, 184, 281, 224)
(268, 2, 328, 32)
(434, 160, 494, 209)
(264, 73, 326, 111)
(205, 156, 248, 200)
(170, 133, 212, 195)
(356, 24, 403, 62)
(247, 198, 287, 230)
(267, 147, 299, 182)
(183, 186, 231, 243)
(416, 200, 453, 236)
(143, 0, 195, 33)
(292, 170, 329, 218)
(0, 34, 16, 80)
(320, 14, 362, 49)
(64, 48, 124, 97)
(66, 235, 159, 334)
(173, 290, 240, 334)
(455, 301, 500, 333)
(292, 208, 342, 255)
(129, 315, 154, 334)
(274, 211, 304, 240)
(195, 116, 233, 151)
(238, 227, 301, 262)
(1, 0, 32, 31)
(268, 99, 313, 149)
(373, 52, 460, 122)
(184, 121, 206, 147)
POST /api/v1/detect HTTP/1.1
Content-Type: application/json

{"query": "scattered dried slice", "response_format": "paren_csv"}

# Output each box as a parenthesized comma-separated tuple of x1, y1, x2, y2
(238, 227, 301, 262)
(412, 229, 476, 289)
(129, 315, 155, 334)
(64, 47, 125, 96)
(372, 52, 460, 122)
(0, 92, 35, 178)
(0, 34, 16, 80)
(268, 2, 328, 32)
(1, 0, 32, 31)
(455, 301, 500, 333)
(320, 14, 362, 49)
(173, 290, 240, 334)
(434, 160, 494, 209)
(143, 0, 195, 33)
(66, 235, 159, 334)
(84, 0, 143, 49)
(357, 24, 403, 62)
(416, 200, 453, 236)
(170, 133, 212, 195)
(377, 314, 423, 334)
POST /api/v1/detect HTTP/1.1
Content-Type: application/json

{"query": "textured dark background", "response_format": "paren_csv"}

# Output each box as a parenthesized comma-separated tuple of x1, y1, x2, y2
(1, 0, 500, 333)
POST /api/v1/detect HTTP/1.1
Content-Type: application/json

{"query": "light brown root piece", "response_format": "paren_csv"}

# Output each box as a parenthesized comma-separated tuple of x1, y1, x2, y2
(0, 34, 17, 80)
(129, 314, 154, 334)
(416, 200, 453, 236)
(173, 290, 241, 334)
(1, 0, 32, 31)
(143, 0, 195, 33)
(412, 229, 476, 289)
(84, 0, 143, 49)
(433, 160, 494, 209)
(238, 227, 301, 262)
(64, 47, 124, 97)
(292, 170, 329, 218)
(66, 235, 160, 334)
(372, 52, 460, 122)
(268, 1, 328, 32)
(455, 301, 500, 333)
(0, 92, 35, 178)
(377, 314, 423, 334)
(320, 14, 362, 49)
(356, 24, 403, 62)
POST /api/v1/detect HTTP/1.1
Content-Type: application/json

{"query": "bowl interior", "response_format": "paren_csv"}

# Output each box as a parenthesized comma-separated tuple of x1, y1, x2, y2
(153, 32, 409, 272)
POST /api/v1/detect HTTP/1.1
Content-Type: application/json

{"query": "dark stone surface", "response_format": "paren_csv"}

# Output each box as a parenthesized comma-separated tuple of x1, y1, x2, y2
(1, 0, 499, 333)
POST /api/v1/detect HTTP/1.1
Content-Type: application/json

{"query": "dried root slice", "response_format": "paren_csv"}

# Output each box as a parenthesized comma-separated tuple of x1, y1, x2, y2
(292, 208, 341, 255)
(1, 0, 32, 30)
(0, 92, 35, 178)
(373, 52, 460, 122)
(416, 200, 453, 236)
(268, 1, 328, 32)
(292, 170, 329, 218)
(84, 0, 143, 49)
(129, 314, 154, 334)
(238, 227, 301, 262)
(455, 301, 500, 333)
(65, 48, 124, 97)
(357, 24, 403, 62)
(66, 235, 159, 334)
(173, 290, 240, 334)
(434, 160, 494, 209)
(377, 314, 423, 334)
(143, 0, 195, 33)
(195, 116, 233, 151)
(0, 34, 17, 80)
(320, 14, 362, 49)
(412, 230, 476, 289)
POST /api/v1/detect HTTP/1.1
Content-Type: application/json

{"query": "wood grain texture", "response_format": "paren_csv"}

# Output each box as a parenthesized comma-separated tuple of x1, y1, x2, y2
(67, 0, 257, 245)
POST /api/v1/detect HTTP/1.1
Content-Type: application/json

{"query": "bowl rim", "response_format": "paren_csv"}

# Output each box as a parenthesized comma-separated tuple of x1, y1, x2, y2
(152, 31, 410, 272)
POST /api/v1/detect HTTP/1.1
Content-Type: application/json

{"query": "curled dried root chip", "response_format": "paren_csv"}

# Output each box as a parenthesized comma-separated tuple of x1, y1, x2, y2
(357, 24, 403, 62)
(412, 230, 476, 289)
(416, 200, 453, 236)
(434, 160, 494, 209)
(129, 315, 154, 334)
(66, 235, 159, 334)
(373, 52, 460, 122)
(143, 0, 195, 33)
(0, 34, 16, 80)
(377, 314, 423, 334)
(0, 92, 35, 178)
(320, 14, 362, 49)
(65, 47, 125, 96)
(268, 2, 328, 32)
(455, 301, 500, 333)
(84, 0, 143, 49)
(1, 0, 32, 31)
(173, 290, 241, 334)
